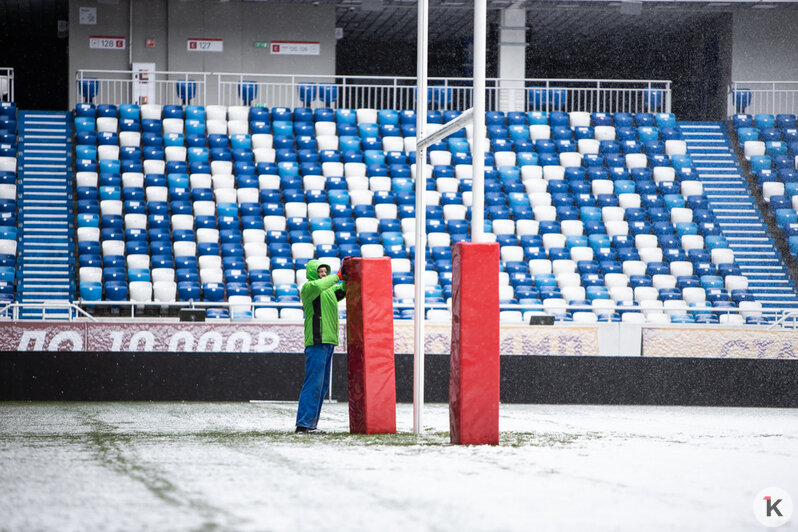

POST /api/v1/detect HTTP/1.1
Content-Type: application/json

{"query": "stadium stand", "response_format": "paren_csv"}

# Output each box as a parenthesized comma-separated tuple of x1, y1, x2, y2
(729, 112, 798, 315)
(0, 101, 17, 311)
(67, 101, 791, 324)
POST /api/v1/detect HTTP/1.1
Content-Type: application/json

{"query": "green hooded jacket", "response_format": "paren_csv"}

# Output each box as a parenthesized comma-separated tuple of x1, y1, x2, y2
(301, 259, 346, 346)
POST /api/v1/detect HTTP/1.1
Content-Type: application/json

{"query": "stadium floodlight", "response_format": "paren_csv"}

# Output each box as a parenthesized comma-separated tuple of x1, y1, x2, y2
(413, 0, 487, 435)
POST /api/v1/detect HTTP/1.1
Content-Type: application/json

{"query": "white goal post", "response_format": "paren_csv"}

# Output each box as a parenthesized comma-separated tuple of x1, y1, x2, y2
(413, 0, 488, 434)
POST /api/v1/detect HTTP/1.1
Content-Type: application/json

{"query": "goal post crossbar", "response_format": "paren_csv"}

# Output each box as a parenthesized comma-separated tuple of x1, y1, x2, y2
(415, 107, 474, 151)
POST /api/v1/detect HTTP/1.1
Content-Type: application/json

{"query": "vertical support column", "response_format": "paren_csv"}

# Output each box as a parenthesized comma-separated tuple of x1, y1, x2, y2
(449, 242, 500, 445)
(498, 7, 527, 113)
(344, 257, 397, 434)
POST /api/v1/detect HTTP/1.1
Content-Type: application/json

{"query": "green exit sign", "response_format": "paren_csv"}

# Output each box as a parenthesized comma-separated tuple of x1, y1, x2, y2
(254, 42, 269, 48)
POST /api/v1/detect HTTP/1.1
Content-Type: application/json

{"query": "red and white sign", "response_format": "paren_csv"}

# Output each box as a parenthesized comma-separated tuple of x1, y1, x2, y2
(0, 323, 86, 352)
(187, 38, 224, 53)
(270, 41, 320, 56)
(89, 36, 126, 50)
(0, 322, 339, 354)
(86, 323, 319, 353)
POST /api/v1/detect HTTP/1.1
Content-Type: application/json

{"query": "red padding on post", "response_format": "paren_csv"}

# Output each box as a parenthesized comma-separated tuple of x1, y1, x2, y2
(450, 242, 500, 445)
(344, 257, 397, 434)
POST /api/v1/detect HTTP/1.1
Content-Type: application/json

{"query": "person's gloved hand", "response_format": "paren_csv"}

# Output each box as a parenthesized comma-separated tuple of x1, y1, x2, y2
(338, 256, 353, 281)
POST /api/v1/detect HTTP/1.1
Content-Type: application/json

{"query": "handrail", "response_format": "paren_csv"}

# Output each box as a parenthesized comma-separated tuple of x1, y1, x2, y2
(0, 297, 779, 325)
(0, 67, 13, 102)
(76, 69, 671, 114)
(768, 309, 798, 330)
(75, 69, 209, 106)
(728, 80, 798, 117)
(215, 72, 671, 113)
(0, 302, 98, 322)
(64, 298, 783, 325)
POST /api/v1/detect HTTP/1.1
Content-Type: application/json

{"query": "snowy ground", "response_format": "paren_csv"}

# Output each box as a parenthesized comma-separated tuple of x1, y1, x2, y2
(0, 402, 796, 532)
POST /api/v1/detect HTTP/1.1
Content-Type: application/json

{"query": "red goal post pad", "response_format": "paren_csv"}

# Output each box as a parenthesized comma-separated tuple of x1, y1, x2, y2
(450, 242, 500, 445)
(343, 257, 397, 434)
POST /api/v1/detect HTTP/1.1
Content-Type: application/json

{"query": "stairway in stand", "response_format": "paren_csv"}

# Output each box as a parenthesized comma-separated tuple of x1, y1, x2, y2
(679, 121, 798, 317)
(16, 111, 74, 319)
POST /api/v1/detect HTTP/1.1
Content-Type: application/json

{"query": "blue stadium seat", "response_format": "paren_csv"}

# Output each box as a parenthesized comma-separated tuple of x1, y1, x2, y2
(202, 283, 226, 303)
(74, 103, 95, 118)
(776, 114, 797, 129)
(104, 281, 128, 301)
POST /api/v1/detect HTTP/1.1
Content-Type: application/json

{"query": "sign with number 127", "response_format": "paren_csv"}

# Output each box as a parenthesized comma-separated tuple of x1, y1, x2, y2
(187, 38, 223, 52)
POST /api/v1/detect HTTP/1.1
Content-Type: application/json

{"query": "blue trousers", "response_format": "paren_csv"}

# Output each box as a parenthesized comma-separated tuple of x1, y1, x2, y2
(296, 343, 335, 429)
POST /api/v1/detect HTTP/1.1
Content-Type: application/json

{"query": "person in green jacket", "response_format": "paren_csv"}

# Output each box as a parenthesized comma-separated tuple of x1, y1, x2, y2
(295, 259, 346, 434)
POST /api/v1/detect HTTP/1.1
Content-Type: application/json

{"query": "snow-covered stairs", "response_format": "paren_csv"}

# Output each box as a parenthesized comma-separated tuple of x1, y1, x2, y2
(16, 111, 74, 319)
(679, 121, 798, 314)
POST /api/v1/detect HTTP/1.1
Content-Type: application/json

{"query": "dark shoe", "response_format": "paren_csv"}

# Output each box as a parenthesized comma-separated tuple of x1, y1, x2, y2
(295, 426, 327, 434)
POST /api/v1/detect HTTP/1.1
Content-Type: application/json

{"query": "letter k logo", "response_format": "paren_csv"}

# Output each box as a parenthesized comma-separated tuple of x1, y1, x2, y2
(754, 487, 792, 527)
(765, 496, 783, 517)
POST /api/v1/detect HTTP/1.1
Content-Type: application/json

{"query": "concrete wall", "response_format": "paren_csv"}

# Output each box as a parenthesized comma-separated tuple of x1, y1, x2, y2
(731, 9, 798, 81)
(69, 0, 134, 106)
(68, 0, 336, 105)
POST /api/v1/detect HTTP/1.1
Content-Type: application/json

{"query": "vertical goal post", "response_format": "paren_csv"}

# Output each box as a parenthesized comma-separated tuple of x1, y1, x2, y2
(413, 0, 490, 435)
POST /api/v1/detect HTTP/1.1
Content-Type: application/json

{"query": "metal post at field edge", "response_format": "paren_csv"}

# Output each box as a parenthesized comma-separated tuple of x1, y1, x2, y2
(472, 0, 487, 243)
(413, 0, 429, 435)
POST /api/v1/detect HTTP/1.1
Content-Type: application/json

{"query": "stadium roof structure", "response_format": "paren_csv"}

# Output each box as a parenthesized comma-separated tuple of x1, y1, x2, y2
(3, 0, 798, 45)
(333, 0, 798, 41)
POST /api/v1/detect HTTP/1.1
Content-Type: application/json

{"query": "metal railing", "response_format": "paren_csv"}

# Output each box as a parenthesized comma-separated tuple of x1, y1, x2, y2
(0, 302, 97, 321)
(768, 309, 798, 330)
(74, 298, 306, 320)
(76, 70, 209, 107)
(62, 298, 780, 326)
(728, 81, 798, 117)
(0, 297, 781, 327)
(0, 67, 13, 102)
(217, 74, 671, 113)
(77, 70, 671, 114)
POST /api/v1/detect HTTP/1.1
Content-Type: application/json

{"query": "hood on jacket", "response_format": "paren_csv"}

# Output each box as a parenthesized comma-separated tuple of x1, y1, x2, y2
(305, 259, 332, 282)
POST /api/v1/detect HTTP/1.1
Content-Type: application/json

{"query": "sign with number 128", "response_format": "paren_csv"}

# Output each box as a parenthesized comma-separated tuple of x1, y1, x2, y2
(89, 36, 126, 50)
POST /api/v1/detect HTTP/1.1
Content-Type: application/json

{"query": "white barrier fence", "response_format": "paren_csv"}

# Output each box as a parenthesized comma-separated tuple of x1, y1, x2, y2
(0, 299, 785, 327)
(0, 67, 13, 102)
(77, 69, 671, 114)
(76, 70, 210, 107)
(0, 302, 97, 321)
(729, 81, 798, 117)
(216, 74, 671, 114)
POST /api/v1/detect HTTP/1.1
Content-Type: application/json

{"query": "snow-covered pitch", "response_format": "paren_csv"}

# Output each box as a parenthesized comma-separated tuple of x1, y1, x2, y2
(0, 401, 796, 531)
